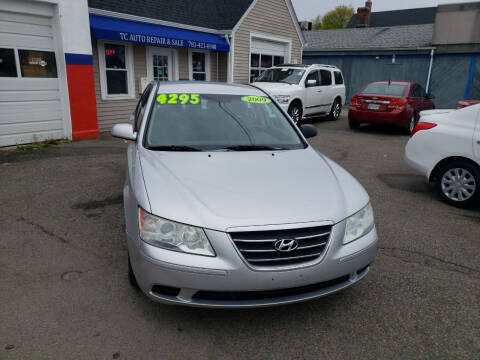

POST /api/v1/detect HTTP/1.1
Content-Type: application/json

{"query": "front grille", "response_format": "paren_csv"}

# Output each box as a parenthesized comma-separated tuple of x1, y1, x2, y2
(230, 226, 332, 267)
(192, 274, 349, 301)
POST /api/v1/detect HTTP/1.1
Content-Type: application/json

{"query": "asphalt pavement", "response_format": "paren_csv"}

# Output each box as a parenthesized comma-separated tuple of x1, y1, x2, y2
(1, 112, 479, 359)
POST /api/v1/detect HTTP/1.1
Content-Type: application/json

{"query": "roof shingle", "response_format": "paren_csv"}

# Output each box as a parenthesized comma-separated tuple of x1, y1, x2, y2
(303, 24, 434, 52)
(87, 0, 254, 30)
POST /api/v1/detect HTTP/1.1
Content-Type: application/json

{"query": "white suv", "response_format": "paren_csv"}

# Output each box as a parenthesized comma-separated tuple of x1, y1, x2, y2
(252, 64, 346, 123)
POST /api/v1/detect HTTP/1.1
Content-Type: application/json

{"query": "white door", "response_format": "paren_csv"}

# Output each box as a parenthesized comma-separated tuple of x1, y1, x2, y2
(147, 47, 176, 82)
(0, 3, 66, 147)
(304, 70, 324, 115)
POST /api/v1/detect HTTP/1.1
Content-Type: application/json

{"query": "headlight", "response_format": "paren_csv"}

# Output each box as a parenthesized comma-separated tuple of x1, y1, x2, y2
(273, 95, 290, 104)
(139, 208, 215, 256)
(343, 203, 374, 244)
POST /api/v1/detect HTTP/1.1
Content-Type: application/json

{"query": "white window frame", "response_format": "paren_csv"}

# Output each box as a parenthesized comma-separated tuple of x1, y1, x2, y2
(97, 40, 135, 100)
(249, 32, 292, 83)
(188, 49, 210, 81)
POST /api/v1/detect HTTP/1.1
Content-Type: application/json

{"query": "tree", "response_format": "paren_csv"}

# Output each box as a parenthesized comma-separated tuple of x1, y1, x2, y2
(312, 5, 354, 30)
(312, 15, 322, 30)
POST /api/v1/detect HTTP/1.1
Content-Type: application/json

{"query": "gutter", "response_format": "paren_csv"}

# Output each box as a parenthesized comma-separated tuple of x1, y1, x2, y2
(89, 8, 233, 35)
(303, 46, 436, 53)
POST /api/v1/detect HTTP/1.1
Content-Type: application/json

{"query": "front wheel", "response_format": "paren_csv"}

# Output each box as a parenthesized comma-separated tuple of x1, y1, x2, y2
(128, 256, 139, 289)
(328, 98, 342, 121)
(436, 161, 479, 207)
(288, 102, 303, 124)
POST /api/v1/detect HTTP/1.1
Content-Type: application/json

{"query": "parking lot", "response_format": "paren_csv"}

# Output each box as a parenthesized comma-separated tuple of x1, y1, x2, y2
(1, 111, 479, 359)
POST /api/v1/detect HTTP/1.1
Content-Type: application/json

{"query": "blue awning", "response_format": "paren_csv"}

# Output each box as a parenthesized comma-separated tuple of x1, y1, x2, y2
(89, 15, 230, 52)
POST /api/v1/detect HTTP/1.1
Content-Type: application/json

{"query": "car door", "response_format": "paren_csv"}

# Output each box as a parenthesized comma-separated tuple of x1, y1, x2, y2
(417, 84, 434, 111)
(474, 107, 480, 161)
(408, 84, 423, 114)
(304, 70, 323, 115)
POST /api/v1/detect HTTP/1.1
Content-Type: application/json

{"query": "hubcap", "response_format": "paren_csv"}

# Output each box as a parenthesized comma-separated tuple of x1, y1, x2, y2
(409, 115, 416, 132)
(441, 168, 476, 202)
(333, 102, 341, 118)
(290, 107, 300, 122)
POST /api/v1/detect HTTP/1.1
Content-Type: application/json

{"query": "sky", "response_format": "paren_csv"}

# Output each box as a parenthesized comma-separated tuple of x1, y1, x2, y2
(291, 0, 474, 20)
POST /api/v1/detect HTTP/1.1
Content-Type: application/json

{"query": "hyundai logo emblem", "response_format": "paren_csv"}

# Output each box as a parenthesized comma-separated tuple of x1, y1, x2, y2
(274, 238, 298, 252)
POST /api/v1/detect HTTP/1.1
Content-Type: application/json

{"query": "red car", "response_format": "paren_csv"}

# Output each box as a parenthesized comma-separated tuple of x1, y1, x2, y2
(348, 81, 435, 134)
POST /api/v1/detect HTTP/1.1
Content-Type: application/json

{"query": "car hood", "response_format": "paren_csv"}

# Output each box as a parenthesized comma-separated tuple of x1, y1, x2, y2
(139, 147, 369, 232)
(253, 82, 299, 95)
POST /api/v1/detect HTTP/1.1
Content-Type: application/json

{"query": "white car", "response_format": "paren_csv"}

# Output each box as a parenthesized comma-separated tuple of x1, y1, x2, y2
(405, 104, 480, 207)
(253, 64, 346, 123)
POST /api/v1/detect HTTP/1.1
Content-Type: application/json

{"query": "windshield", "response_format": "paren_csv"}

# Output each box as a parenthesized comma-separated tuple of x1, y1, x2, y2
(255, 68, 305, 85)
(362, 83, 407, 96)
(144, 93, 305, 151)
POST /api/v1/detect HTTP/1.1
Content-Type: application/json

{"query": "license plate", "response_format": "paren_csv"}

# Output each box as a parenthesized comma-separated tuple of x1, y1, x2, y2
(368, 104, 380, 110)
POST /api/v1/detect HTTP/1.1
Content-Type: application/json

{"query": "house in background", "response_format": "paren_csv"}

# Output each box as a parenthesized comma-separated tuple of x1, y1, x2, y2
(88, 0, 304, 132)
(302, 1, 480, 108)
(0, 0, 304, 146)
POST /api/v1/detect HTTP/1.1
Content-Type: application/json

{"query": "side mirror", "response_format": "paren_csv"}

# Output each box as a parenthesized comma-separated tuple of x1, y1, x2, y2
(112, 123, 137, 141)
(300, 124, 317, 139)
(306, 79, 317, 87)
(426, 93, 435, 99)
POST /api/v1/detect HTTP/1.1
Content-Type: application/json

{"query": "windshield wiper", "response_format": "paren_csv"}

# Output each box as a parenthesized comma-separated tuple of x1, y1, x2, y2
(147, 145, 203, 152)
(223, 145, 287, 151)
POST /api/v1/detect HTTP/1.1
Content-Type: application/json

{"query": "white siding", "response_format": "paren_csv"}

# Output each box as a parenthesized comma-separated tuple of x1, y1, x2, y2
(0, 7, 66, 147)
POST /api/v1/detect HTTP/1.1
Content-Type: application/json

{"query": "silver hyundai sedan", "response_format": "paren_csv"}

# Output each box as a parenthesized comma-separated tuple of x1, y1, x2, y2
(112, 81, 377, 308)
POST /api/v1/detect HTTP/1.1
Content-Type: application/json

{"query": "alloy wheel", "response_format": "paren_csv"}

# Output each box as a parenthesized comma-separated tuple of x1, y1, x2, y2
(289, 106, 301, 123)
(409, 115, 416, 133)
(332, 101, 341, 119)
(441, 168, 476, 202)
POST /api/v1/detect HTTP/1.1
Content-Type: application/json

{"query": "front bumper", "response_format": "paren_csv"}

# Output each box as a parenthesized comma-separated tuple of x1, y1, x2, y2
(128, 222, 378, 308)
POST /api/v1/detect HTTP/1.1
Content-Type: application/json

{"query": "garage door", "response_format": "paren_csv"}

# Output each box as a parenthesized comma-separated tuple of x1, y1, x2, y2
(0, 3, 66, 147)
(250, 38, 289, 82)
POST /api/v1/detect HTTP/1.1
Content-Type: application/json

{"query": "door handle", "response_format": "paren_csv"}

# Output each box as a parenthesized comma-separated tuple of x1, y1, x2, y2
(477, 140, 480, 145)
(317, 90, 322, 93)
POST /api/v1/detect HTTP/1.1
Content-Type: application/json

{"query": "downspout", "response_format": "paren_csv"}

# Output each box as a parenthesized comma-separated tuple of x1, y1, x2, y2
(225, 33, 234, 83)
(426, 48, 435, 93)
(216, 52, 219, 81)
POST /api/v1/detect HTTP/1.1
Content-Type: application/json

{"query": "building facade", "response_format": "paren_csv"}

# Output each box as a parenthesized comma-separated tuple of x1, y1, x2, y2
(0, 0, 303, 146)
(303, 1, 480, 109)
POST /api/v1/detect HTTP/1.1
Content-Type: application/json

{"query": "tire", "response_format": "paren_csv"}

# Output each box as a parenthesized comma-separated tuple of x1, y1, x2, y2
(405, 113, 417, 135)
(128, 256, 139, 289)
(349, 119, 360, 130)
(328, 98, 342, 121)
(288, 102, 303, 124)
(435, 160, 480, 208)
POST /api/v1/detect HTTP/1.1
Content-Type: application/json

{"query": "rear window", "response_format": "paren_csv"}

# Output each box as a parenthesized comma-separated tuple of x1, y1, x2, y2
(362, 83, 406, 96)
(334, 71, 343, 84)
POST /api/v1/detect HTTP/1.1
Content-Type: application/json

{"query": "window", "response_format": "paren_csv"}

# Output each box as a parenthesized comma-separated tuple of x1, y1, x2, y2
(18, 50, 57, 78)
(410, 84, 426, 98)
(334, 71, 343, 85)
(255, 68, 305, 85)
(250, 53, 285, 83)
(320, 70, 332, 86)
(189, 51, 210, 81)
(134, 84, 152, 132)
(362, 83, 407, 96)
(146, 94, 304, 150)
(98, 41, 134, 99)
(0, 48, 17, 77)
(305, 71, 320, 86)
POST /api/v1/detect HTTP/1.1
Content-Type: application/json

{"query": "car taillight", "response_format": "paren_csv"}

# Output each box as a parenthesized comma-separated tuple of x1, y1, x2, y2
(388, 100, 406, 110)
(350, 97, 361, 106)
(410, 122, 437, 137)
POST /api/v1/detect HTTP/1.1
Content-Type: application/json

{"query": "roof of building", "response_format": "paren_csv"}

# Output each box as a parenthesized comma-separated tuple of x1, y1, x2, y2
(346, 7, 437, 28)
(87, 0, 254, 30)
(303, 24, 434, 52)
